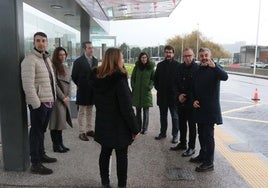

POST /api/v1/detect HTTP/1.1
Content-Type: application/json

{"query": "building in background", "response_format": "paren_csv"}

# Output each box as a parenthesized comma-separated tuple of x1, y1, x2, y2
(240, 45, 268, 66)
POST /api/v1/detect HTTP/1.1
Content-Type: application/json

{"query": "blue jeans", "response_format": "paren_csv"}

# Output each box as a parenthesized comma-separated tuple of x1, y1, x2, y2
(159, 105, 179, 138)
(197, 123, 215, 164)
(29, 103, 52, 164)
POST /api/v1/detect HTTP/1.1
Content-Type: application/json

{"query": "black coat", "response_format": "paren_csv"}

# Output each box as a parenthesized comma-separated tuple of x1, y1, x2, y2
(91, 70, 140, 149)
(177, 60, 199, 108)
(154, 59, 180, 107)
(193, 64, 228, 125)
(71, 55, 98, 105)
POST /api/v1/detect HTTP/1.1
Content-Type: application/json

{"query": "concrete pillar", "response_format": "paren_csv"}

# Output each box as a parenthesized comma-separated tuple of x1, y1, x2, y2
(102, 43, 107, 60)
(80, 7, 90, 54)
(0, 0, 29, 171)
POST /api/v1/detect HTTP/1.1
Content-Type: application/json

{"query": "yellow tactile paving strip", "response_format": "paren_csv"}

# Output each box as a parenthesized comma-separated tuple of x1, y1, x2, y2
(216, 116, 268, 188)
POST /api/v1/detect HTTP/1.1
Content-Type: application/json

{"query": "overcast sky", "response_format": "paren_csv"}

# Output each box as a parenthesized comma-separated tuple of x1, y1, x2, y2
(109, 0, 268, 47)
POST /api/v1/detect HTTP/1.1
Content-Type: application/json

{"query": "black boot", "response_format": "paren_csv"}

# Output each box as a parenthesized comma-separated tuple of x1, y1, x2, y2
(50, 130, 58, 148)
(51, 130, 67, 153)
(53, 144, 67, 153)
(58, 130, 69, 151)
(60, 143, 69, 151)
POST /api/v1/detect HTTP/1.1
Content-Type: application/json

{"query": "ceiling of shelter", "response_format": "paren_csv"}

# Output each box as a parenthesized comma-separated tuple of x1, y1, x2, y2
(23, 0, 106, 33)
(77, 0, 182, 20)
(23, 0, 181, 33)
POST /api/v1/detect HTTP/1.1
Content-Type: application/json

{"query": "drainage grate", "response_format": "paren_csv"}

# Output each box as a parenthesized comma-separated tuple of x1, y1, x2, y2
(166, 167, 195, 181)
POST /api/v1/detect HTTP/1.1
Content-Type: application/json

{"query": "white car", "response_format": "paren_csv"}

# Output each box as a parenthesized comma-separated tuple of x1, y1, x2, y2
(250, 62, 268, 68)
(150, 57, 164, 64)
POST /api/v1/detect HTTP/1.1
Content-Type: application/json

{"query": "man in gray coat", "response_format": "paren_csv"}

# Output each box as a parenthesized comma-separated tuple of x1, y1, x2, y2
(21, 32, 57, 175)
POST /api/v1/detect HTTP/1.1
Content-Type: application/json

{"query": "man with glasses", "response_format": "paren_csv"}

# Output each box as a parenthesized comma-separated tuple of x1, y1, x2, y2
(154, 45, 180, 143)
(170, 48, 198, 158)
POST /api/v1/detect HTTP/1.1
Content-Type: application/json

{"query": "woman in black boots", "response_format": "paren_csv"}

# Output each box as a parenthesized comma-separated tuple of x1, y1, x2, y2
(131, 52, 155, 134)
(49, 47, 73, 153)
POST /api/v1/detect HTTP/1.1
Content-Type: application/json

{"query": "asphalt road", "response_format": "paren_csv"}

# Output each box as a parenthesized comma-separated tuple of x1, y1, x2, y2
(220, 74, 268, 160)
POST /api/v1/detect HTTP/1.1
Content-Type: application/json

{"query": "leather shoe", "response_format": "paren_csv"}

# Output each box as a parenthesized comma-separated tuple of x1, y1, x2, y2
(86, 130, 95, 137)
(195, 163, 214, 172)
(140, 130, 147, 135)
(31, 163, 53, 175)
(53, 144, 67, 153)
(155, 134, 166, 140)
(101, 184, 111, 188)
(170, 143, 187, 151)
(41, 154, 57, 163)
(60, 143, 70, 151)
(171, 137, 178, 144)
(182, 148, 195, 157)
(189, 156, 203, 163)
(79, 133, 89, 141)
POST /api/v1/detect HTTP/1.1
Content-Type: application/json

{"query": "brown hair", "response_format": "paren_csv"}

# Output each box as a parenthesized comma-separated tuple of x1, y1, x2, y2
(164, 45, 174, 53)
(97, 48, 127, 78)
(82, 41, 92, 49)
(51, 47, 67, 76)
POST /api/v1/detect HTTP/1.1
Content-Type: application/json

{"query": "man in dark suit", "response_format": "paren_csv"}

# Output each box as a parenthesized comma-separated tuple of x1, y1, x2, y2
(190, 47, 228, 172)
(71, 41, 98, 141)
(170, 48, 198, 157)
(154, 45, 180, 143)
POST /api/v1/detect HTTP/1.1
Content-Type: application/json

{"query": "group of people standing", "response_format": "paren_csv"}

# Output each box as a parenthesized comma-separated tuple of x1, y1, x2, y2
(153, 45, 228, 173)
(132, 45, 228, 173)
(21, 32, 77, 176)
(20, 32, 138, 188)
(20, 31, 228, 187)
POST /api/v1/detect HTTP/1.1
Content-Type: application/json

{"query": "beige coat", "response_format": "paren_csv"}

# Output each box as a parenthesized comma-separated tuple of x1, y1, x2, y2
(49, 65, 73, 130)
(21, 50, 56, 109)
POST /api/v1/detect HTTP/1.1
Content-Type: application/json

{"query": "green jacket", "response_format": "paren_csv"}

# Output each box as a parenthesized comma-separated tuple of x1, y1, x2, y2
(131, 61, 155, 108)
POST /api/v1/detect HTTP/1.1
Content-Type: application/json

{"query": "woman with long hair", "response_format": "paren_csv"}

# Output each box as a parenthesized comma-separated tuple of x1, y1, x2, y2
(49, 47, 73, 153)
(91, 48, 139, 188)
(131, 52, 155, 134)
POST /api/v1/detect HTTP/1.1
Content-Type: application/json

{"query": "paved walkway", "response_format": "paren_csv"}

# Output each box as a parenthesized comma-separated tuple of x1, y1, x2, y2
(0, 93, 252, 188)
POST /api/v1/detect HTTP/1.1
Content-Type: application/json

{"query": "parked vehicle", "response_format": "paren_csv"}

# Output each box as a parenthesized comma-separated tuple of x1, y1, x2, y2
(250, 62, 268, 68)
(150, 57, 164, 64)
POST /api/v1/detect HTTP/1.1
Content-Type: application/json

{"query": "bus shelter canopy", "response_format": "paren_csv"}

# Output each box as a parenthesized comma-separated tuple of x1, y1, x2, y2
(76, 0, 182, 20)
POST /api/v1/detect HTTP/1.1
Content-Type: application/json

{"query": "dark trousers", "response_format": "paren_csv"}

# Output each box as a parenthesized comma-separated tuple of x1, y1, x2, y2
(197, 123, 215, 164)
(29, 103, 52, 164)
(178, 107, 196, 149)
(136, 107, 149, 132)
(99, 145, 128, 187)
(159, 105, 179, 138)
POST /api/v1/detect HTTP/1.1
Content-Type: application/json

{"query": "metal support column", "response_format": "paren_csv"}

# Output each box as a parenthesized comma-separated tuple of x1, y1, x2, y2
(0, 0, 29, 171)
(102, 43, 107, 60)
(80, 7, 90, 53)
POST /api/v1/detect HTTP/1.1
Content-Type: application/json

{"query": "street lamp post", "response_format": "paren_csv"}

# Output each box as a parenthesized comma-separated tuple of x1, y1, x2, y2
(181, 38, 184, 63)
(253, 0, 262, 75)
(196, 23, 199, 56)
